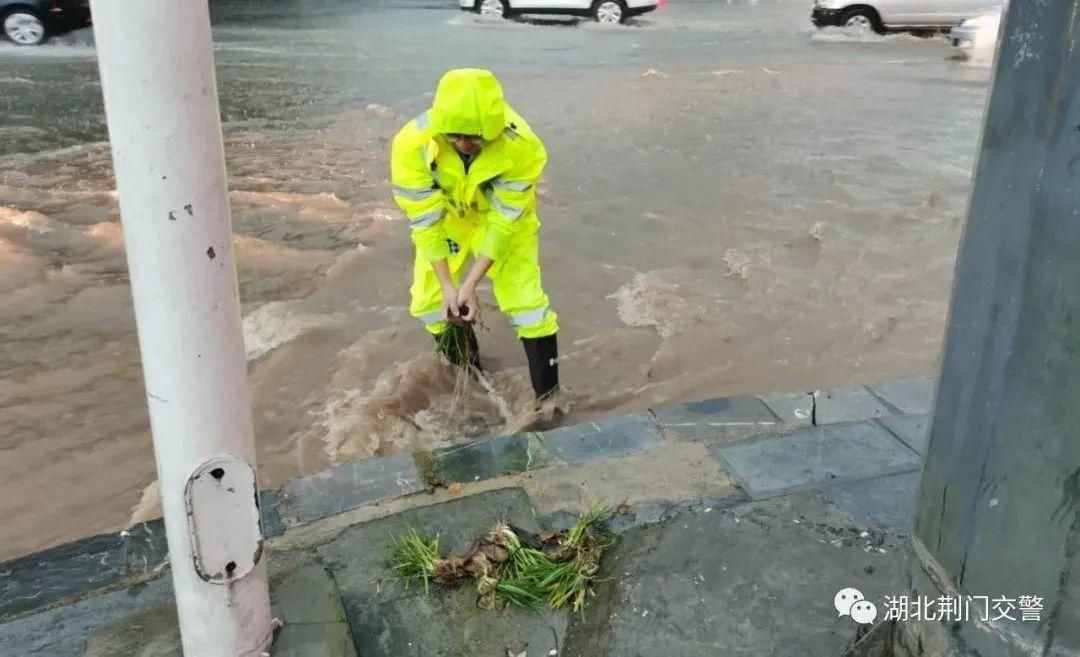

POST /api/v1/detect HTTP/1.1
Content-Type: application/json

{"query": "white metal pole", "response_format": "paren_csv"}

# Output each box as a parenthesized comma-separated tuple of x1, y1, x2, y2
(88, 0, 275, 655)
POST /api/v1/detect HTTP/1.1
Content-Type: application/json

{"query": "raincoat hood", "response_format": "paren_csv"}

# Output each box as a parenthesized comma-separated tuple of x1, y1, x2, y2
(429, 69, 507, 142)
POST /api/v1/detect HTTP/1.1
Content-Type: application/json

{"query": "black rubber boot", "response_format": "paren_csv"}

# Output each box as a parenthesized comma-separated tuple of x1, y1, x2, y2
(435, 323, 481, 372)
(521, 333, 559, 401)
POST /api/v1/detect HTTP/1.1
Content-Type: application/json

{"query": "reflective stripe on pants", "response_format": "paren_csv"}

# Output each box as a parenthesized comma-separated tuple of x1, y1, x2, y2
(418, 310, 445, 325)
(510, 306, 549, 328)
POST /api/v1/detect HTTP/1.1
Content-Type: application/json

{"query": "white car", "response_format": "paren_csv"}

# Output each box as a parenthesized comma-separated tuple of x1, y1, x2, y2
(950, 7, 1002, 54)
(460, 0, 658, 24)
(811, 0, 1000, 34)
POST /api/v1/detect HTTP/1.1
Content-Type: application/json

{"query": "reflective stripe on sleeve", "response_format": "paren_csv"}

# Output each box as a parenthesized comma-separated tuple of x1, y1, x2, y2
(409, 208, 444, 229)
(485, 188, 524, 221)
(394, 185, 438, 201)
(492, 178, 531, 192)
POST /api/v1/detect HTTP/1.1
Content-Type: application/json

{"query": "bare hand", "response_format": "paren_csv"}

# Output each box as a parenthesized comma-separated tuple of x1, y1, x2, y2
(441, 285, 460, 322)
(456, 285, 479, 323)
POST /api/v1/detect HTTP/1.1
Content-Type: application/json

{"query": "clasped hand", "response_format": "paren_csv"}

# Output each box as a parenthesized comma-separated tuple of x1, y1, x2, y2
(441, 283, 479, 323)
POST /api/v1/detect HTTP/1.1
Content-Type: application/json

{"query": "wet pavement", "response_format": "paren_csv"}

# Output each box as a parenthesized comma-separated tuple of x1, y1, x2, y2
(1, 0, 991, 559)
(0, 377, 929, 656)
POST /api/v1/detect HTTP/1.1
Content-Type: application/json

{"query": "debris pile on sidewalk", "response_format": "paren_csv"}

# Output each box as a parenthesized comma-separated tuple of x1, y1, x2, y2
(392, 507, 613, 612)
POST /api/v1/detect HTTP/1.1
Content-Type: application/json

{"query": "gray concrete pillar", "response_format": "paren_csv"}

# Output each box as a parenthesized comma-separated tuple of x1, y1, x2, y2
(897, 1, 1080, 656)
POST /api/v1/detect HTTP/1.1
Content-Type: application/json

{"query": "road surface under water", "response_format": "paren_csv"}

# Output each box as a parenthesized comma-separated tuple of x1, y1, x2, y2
(0, 0, 992, 559)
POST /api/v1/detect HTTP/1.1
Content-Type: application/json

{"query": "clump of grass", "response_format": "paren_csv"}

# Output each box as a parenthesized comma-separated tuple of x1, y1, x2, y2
(497, 577, 548, 610)
(390, 507, 615, 614)
(435, 322, 480, 372)
(546, 508, 612, 613)
(391, 528, 440, 595)
(549, 563, 593, 613)
(482, 524, 561, 609)
(566, 506, 612, 548)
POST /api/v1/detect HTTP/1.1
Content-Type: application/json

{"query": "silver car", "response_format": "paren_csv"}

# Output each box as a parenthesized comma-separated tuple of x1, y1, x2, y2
(812, 0, 1000, 34)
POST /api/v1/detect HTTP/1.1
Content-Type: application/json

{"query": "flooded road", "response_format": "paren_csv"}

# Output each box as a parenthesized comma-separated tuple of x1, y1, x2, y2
(0, 0, 991, 559)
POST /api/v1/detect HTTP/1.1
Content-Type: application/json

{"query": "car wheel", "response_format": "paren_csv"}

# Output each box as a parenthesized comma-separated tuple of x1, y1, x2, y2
(840, 7, 884, 35)
(476, 0, 510, 19)
(3, 10, 47, 46)
(593, 0, 627, 23)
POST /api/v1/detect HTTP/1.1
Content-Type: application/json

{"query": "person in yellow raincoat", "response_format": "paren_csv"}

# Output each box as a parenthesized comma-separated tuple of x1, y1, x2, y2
(390, 68, 560, 401)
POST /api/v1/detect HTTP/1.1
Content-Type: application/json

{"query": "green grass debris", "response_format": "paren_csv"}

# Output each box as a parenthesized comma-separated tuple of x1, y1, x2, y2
(391, 528, 441, 596)
(389, 506, 614, 613)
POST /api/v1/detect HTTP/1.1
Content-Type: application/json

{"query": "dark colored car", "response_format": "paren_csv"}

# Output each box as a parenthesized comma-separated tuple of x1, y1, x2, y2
(2, 0, 90, 46)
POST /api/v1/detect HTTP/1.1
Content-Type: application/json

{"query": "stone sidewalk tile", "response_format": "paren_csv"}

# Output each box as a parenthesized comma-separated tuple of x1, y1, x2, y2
(651, 395, 782, 443)
(280, 452, 423, 525)
(0, 489, 282, 624)
(273, 624, 358, 657)
(823, 471, 921, 533)
(313, 488, 566, 656)
(869, 377, 935, 415)
(315, 488, 541, 601)
(761, 386, 892, 427)
(0, 519, 169, 622)
(561, 493, 908, 657)
(877, 414, 930, 456)
(350, 587, 566, 657)
(432, 433, 555, 484)
(542, 412, 663, 465)
(272, 565, 350, 624)
(83, 604, 180, 657)
(260, 489, 287, 538)
(271, 565, 358, 657)
(525, 441, 740, 520)
(0, 576, 174, 657)
(842, 621, 894, 657)
(710, 421, 923, 499)
(77, 566, 358, 657)
(759, 391, 816, 425)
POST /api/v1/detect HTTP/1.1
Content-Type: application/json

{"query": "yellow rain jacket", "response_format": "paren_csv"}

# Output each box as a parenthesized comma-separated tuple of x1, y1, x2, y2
(390, 69, 558, 339)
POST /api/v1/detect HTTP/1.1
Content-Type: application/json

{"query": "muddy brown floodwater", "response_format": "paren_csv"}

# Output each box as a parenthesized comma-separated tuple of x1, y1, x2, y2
(0, 0, 992, 560)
